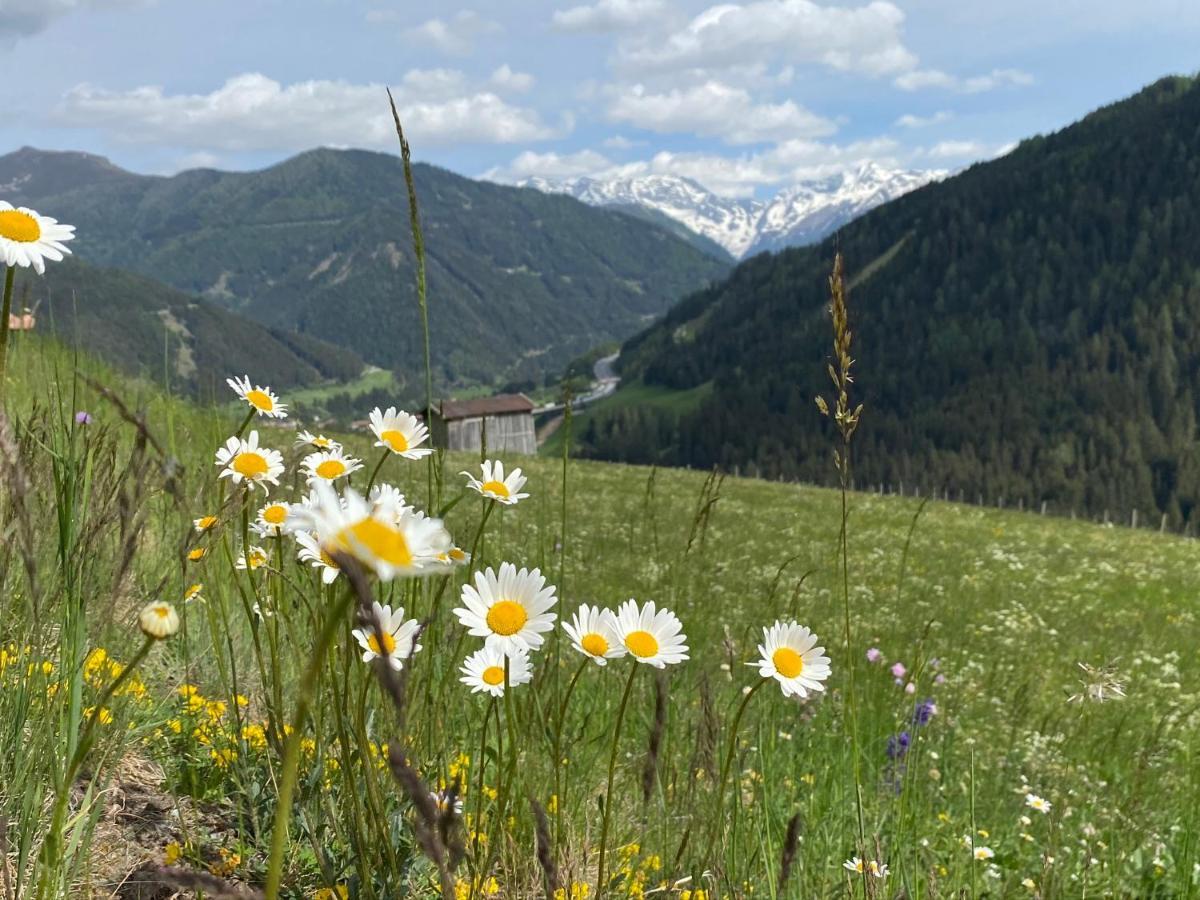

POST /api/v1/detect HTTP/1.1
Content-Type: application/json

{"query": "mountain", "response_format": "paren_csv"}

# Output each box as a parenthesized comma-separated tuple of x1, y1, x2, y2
(572, 75, 1200, 527)
(0, 147, 729, 394)
(515, 163, 942, 259)
(15, 257, 364, 397)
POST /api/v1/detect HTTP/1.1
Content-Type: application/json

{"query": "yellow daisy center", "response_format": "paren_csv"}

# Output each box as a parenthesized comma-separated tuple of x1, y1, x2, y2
(367, 631, 398, 655)
(313, 436, 331, 447)
(482, 666, 505, 686)
(380, 429, 409, 452)
(0, 209, 40, 243)
(481, 479, 510, 498)
(245, 389, 274, 411)
(486, 600, 528, 636)
(188, 548, 206, 561)
(185, 584, 202, 599)
(624, 630, 659, 659)
(581, 633, 609, 656)
(196, 515, 217, 529)
(316, 459, 347, 479)
(153, 606, 170, 619)
(263, 504, 288, 525)
(232, 451, 268, 478)
(320, 549, 340, 569)
(337, 518, 413, 569)
(449, 548, 466, 561)
(772, 647, 805, 679)
(247, 551, 266, 568)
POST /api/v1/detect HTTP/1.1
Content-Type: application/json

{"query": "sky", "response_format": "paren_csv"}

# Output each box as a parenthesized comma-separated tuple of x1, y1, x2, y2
(2, 0, 1199, 199)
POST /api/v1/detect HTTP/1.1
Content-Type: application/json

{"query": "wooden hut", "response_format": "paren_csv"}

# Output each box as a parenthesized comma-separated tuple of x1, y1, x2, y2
(430, 393, 536, 455)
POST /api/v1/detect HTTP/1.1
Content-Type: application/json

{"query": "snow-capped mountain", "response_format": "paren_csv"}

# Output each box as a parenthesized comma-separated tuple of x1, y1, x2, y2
(518, 163, 943, 259)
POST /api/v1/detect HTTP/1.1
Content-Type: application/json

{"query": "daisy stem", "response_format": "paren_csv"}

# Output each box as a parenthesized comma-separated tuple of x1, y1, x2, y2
(554, 657, 590, 856)
(0, 264, 14, 403)
(365, 448, 389, 495)
(264, 584, 356, 899)
(705, 678, 767, 867)
(595, 662, 639, 898)
(466, 500, 497, 578)
(234, 407, 255, 440)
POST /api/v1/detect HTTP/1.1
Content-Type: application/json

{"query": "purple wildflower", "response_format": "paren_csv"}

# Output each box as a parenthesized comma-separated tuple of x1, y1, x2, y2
(75, 411, 93, 425)
(886, 732, 911, 760)
(866, 647, 883, 663)
(890, 662, 907, 679)
(913, 698, 938, 727)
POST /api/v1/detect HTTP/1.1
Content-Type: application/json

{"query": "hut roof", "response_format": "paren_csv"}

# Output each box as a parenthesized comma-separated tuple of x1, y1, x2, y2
(438, 393, 534, 421)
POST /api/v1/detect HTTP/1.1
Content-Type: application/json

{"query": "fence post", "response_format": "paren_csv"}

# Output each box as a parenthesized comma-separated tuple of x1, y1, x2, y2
(1161, 512, 1168, 533)
(1131, 509, 1138, 529)
(1040, 501, 1047, 516)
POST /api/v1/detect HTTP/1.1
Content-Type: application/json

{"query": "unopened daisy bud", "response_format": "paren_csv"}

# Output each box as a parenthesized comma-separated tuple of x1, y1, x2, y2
(139, 601, 180, 640)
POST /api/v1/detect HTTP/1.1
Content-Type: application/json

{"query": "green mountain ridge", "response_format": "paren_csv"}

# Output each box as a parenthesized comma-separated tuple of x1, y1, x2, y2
(575, 74, 1200, 526)
(14, 256, 364, 397)
(0, 146, 729, 393)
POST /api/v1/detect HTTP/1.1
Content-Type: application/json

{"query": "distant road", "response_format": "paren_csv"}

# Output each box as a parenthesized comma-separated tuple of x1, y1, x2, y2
(534, 351, 620, 419)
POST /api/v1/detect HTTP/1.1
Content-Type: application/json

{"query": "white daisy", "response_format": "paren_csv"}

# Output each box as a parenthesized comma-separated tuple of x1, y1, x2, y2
(296, 532, 340, 584)
(288, 482, 451, 580)
(369, 407, 433, 459)
(235, 546, 269, 571)
(562, 604, 625, 666)
(193, 515, 219, 533)
(434, 546, 471, 569)
(842, 858, 887, 877)
(215, 431, 285, 492)
(460, 645, 532, 698)
(253, 500, 292, 537)
(351, 601, 422, 670)
(295, 430, 340, 451)
(138, 601, 180, 640)
(1025, 793, 1051, 814)
(226, 375, 288, 418)
(453, 562, 558, 653)
(302, 448, 363, 485)
(461, 459, 528, 505)
(369, 483, 413, 520)
(183, 583, 204, 603)
(0, 202, 74, 274)
(612, 599, 689, 669)
(754, 621, 831, 698)
(973, 846, 995, 861)
(431, 789, 464, 815)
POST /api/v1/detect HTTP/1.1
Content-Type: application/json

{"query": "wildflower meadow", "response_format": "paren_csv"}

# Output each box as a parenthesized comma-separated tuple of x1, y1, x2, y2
(0, 127, 1198, 900)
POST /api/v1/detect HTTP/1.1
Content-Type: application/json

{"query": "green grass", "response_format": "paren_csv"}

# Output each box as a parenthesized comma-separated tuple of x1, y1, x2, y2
(2, 336, 1197, 898)
(286, 366, 396, 405)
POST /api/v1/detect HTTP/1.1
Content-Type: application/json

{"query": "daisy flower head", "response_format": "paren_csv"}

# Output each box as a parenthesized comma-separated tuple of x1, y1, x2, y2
(227, 375, 287, 418)
(235, 546, 269, 571)
(431, 789, 464, 815)
(0, 202, 74, 274)
(755, 621, 831, 697)
(138, 601, 180, 640)
(254, 500, 292, 537)
(369, 407, 433, 459)
(562, 604, 625, 666)
(215, 431, 284, 492)
(193, 515, 219, 533)
(613, 599, 689, 668)
(352, 601, 422, 670)
(183, 583, 204, 603)
(1025, 793, 1051, 814)
(973, 846, 995, 861)
(302, 448, 363, 485)
(369, 483, 412, 521)
(296, 532, 340, 584)
(289, 482, 452, 580)
(460, 644, 532, 698)
(453, 562, 558, 653)
(434, 546, 471, 569)
(295, 430, 340, 451)
(461, 459, 528, 505)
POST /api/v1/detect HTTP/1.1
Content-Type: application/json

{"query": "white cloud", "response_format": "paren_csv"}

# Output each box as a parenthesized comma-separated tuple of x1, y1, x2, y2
(608, 81, 836, 144)
(486, 135, 904, 197)
(925, 139, 988, 159)
(602, 134, 642, 149)
(552, 0, 668, 33)
(895, 110, 953, 128)
(0, 0, 149, 39)
(174, 151, 220, 171)
(489, 64, 535, 93)
(54, 72, 564, 152)
(397, 10, 500, 56)
(617, 0, 919, 78)
(895, 67, 1033, 93)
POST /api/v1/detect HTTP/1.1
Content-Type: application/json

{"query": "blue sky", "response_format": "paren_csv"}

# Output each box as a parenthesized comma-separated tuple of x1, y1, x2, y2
(2, 0, 1198, 198)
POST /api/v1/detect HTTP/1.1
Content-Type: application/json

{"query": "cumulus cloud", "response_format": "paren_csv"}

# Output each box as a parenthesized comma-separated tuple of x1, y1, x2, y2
(895, 67, 1033, 93)
(923, 139, 992, 160)
(895, 110, 953, 128)
(54, 72, 564, 152)
(617, 0, 918, 78)
(552, 0, 668, 32)
(608, 81, 836, 143)
(489, 64, 535, 93)
(486, 135, 904, 197)
(0, 0, 149, 39)
(394, 10, 500, 56)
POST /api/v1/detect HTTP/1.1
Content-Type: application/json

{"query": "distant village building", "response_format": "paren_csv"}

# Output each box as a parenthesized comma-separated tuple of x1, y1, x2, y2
(431, 393, 536, 455)
(8, 310, 35, 331)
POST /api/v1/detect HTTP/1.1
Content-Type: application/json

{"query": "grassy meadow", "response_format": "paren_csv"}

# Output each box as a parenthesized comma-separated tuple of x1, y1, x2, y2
(0, 331, 1197, 899)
